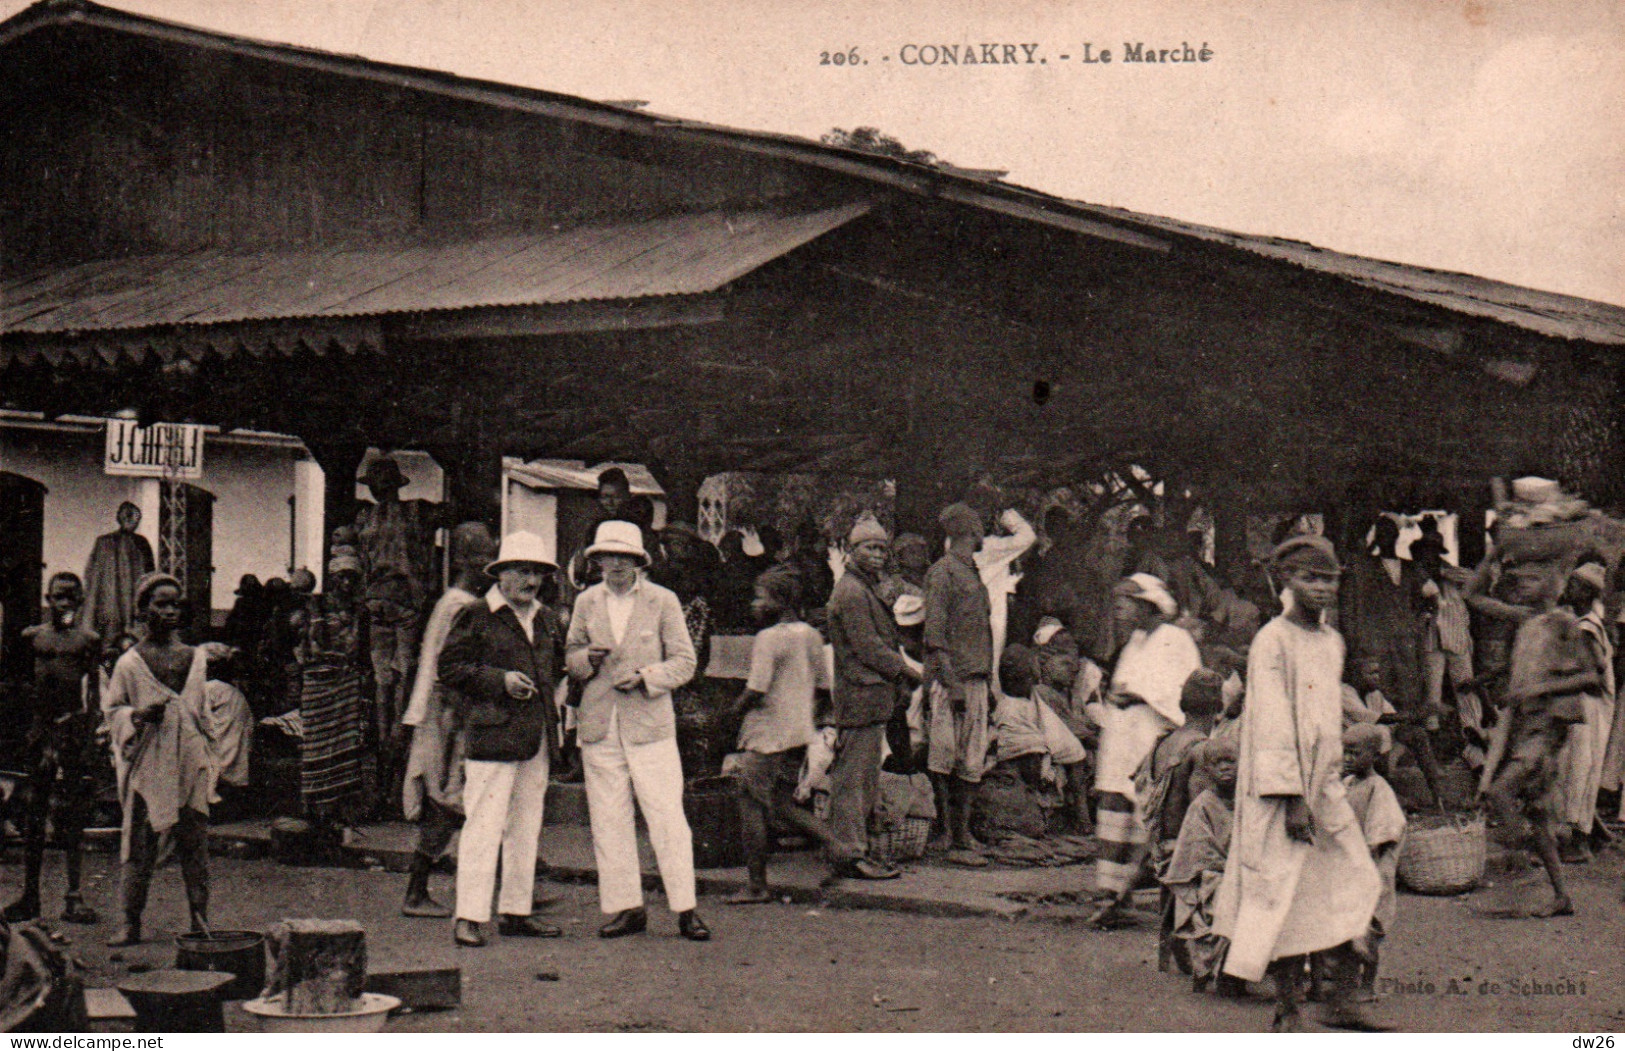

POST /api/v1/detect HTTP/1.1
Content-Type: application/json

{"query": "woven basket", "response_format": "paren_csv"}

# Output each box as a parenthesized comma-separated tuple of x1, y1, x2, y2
(1398, 813, 1486, 895)
(870, 816, 932, 863)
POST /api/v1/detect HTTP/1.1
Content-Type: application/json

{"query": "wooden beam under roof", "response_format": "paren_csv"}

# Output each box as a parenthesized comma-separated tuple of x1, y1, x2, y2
(384, 295, 727, 342)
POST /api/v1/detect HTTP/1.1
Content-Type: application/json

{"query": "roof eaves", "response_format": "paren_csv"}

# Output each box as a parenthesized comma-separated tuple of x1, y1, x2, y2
(0, 0, 659, 136)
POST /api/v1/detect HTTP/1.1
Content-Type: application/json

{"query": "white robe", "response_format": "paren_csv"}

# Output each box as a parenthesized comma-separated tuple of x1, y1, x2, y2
(201, 680, 253, 793)
(1212, 615, 1380, 982)
(102, 648, 216, 862)
(975, 509, 1037, 694)
(402, 585, 479, 820)
(1094, 622, 1200, 797)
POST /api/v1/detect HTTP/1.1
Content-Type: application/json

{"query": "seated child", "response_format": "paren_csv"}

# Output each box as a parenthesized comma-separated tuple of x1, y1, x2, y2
(1143, 669, 1225, 843)
(1342, 652, 1398, 728)
(1162, 738, 1242, 995)
(724, 569, 837, 904)
(1342, 722, 1406, 999)
(993, 645, 1089, 826)
(1033, 619, 1096, 725)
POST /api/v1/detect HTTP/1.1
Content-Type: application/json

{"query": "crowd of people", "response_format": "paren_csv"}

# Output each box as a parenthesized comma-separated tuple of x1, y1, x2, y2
(709, 475, 1625, 1031)
(5, 462, 1625, 1032)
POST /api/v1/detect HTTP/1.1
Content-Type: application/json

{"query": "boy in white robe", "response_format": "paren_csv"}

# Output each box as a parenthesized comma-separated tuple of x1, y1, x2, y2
(1211, 535, 1386, 1032)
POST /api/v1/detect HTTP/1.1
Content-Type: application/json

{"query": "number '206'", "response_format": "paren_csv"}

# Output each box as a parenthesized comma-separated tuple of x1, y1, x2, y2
(820, 48, 860, 65)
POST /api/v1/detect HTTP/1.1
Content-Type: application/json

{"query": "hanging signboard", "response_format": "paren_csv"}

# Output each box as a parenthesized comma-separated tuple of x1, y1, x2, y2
(104, 419, 205, 479)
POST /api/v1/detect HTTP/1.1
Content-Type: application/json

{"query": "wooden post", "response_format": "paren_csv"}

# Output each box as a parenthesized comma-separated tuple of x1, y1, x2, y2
(308, 442, 369, 548)
(263, 920, 368, 1015)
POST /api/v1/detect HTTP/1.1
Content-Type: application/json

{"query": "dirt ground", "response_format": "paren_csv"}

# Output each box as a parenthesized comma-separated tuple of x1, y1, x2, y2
(11, 844, 1625, 1033)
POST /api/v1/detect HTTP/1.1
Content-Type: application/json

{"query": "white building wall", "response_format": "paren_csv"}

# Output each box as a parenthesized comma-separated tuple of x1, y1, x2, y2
(0, 424, 324, 618)
(0, 427, 154, 584)
(203, 442, 308, 611)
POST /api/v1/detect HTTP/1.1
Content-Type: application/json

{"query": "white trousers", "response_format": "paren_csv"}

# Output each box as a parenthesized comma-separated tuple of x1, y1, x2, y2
(583, 709, 696, 914)
(455, 744, 550, 923)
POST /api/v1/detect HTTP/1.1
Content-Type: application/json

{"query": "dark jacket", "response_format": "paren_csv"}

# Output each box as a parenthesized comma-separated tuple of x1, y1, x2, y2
(438, 593, 560, 763)
(825, 563, 911, 728)
(923, 551, 993, 683)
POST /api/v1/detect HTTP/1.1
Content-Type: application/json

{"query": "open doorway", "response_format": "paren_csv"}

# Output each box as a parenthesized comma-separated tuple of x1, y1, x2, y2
(0, 472, 46, 687)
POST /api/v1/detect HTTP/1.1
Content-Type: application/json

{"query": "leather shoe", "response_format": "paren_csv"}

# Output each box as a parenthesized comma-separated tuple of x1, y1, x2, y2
(598, 907, 647, 939)
(677, 910, 711, 942)
(498, 914, 562, 938)
(454, 919, 487, 947)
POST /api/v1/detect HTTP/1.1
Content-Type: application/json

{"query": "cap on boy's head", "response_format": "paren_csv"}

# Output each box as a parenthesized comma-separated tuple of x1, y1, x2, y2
(135, 572, 183, 610)
(1343, 721, 1391, 755)
(1180, 667, 1225, 717)
(893, 593, 925, 627)
(939, 502, 982, 540)
(757, 567, 803, 611)
(848, 516, 890, 547)
(999, 643, 1039, 695)
(597, 466, 630, 490)
(1272, 534, 1341, 575)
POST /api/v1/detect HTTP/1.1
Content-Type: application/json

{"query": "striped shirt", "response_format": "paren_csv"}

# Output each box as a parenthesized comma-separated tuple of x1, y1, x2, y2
(1430, 581, 1473, 656)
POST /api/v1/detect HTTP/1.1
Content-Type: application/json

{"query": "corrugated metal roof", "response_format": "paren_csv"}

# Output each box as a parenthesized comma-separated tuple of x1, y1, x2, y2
(1, 202, 869, 335)
(4, 1, 1620, 345)
(1074, 204, 1625, 346)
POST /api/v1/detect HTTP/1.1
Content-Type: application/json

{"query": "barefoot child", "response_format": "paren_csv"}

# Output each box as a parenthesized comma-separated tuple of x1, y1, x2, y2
(1136, 668, 1224, 958)
(1163, 738, 1242, 996)
(1482, 562, 1595, 919)
(1342, 722, 1406, 998)
(4, 573, 101, 925)
(725, 569, 836, 903)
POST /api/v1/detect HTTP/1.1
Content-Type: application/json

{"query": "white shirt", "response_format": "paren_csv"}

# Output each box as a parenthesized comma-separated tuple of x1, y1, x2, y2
(974, 508, 1038, 598)
(604, 579, 640, 645)
(486, 587, 540, 644)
